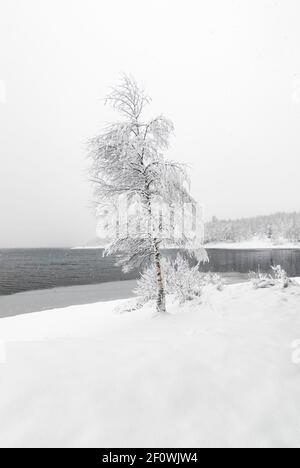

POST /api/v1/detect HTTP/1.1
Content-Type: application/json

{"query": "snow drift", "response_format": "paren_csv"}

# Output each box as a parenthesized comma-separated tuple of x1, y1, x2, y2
(0, 282, 300, 448)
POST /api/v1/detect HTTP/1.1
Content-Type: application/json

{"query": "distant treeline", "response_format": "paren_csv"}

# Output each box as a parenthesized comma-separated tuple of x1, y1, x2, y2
(204, 212, 300, 244)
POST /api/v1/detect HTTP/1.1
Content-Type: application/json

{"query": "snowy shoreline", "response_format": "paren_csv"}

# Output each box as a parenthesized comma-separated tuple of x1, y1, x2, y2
(0, 274, 250, 319)
(0, 280, 137, 319)
(0, 280, 300, 447)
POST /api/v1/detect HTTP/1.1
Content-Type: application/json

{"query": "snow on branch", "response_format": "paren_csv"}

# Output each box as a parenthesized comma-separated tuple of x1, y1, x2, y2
(105, 74, 150, 120)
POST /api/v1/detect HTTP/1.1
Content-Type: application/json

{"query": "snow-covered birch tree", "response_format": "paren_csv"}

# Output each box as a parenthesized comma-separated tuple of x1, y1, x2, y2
(89, 75, 206, 313)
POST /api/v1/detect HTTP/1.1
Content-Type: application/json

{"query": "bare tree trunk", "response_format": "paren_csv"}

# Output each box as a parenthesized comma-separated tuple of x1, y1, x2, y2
(144, 193, 166, 313)
(154, 242, 166, 313)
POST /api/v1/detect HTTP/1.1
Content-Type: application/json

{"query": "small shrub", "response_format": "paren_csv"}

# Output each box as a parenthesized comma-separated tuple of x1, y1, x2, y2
(249, 271, 275, 289)
(249, 265, 292, 289)
(271, 265, 291, 288)
(135, 254, 223, 305)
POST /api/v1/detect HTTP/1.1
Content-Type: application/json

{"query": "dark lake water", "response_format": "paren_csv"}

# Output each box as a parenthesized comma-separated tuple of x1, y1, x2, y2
(189, 248, 300, 277)
(0, 249, 138, 296)
(0, 248, 299, 296)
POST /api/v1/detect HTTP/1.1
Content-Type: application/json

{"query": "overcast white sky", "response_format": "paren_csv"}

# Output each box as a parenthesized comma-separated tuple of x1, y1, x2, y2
(0, 0, 299, 247)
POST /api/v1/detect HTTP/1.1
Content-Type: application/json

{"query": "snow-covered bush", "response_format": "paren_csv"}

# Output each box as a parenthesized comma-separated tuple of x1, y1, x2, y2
(134, 254, 223, 305)
(271, 265, 291, 288)
(249, 265, 292, 289)
(249, 271, 276, 289)
(163, 255, 203, 303)
(134, 266, 158, 304)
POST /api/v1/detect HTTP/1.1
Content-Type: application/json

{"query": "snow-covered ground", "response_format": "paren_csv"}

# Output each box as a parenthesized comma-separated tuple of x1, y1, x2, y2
(0, 275, 249, 319)
(0, 281, 300, 448)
